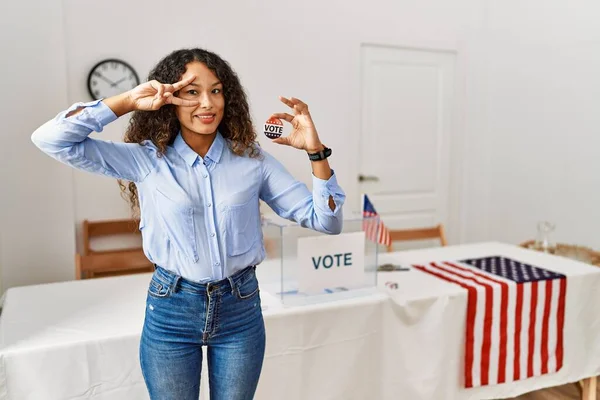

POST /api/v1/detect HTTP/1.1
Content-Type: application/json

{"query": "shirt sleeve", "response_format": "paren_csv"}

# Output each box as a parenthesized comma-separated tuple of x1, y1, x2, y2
(31, 100, 157, 183)
(259, 150, 345, 234)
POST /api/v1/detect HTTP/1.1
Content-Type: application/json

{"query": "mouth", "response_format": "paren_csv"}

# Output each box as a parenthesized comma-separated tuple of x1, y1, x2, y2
(194, 114, 216, 124)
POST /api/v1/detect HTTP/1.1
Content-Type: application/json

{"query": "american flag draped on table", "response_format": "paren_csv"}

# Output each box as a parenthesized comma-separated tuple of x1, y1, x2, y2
(362, 194, 391, 247)
(414, 256, 567, 388)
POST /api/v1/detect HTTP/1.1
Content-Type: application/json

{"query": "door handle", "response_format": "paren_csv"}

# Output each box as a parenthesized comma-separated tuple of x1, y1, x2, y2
(358, 174, 379, 182)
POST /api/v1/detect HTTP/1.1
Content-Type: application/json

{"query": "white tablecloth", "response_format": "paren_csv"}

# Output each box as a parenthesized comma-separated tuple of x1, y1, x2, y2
(377, 242, 600, 400)
(0, 259, 387, 400)
(0, 242, 598, 399)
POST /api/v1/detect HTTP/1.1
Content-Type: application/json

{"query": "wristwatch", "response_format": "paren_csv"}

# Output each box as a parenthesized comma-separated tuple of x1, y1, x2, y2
(307, 146, 332, 161)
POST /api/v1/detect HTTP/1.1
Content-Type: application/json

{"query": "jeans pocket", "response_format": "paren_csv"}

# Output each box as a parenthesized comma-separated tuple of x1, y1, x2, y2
(234, 273, 260, 300)
(147, 277, 171, 298)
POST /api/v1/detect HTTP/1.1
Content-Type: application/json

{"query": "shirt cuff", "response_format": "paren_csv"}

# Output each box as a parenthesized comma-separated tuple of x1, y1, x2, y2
(312, 170, 346, 216)
(59, 99, 118, 127)
(87, 99, 118, 126)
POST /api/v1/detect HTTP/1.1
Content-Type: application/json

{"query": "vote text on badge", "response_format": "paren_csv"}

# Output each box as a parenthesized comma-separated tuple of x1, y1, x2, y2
(264, 117, 284, 139)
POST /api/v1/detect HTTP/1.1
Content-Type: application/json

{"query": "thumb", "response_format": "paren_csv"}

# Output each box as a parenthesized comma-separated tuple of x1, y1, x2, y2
(272, 137, 290, 146)
(147, 94, 167, 111)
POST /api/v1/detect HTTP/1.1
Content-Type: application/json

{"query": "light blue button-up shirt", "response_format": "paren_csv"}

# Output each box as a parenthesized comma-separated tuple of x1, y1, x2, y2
(32, 100, 346, 282)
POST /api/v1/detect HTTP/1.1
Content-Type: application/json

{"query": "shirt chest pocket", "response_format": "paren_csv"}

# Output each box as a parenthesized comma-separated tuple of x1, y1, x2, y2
(225, 194, 260, 257)
(154, 189, 199, 263)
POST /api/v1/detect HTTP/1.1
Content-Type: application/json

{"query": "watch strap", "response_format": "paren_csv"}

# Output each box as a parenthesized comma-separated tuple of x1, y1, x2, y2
(307, 146, 332, 161)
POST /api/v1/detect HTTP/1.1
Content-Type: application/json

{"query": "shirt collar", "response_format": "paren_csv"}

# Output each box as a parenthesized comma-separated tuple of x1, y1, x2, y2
(205, 131, 224, 165)
(173, 132, 225, 166)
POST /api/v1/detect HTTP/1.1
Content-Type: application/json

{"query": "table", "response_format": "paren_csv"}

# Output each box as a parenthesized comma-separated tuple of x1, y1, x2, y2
(0, 262, 387, 400)
(0, 242, 598, 400)
(377, 242, 600, 400)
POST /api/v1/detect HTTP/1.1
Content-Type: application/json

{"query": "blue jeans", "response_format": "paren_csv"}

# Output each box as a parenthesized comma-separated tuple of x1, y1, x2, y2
(140, 265, 266, 400)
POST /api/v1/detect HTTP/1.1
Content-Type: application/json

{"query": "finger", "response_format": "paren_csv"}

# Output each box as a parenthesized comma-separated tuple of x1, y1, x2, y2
(149, 80, 162, 93)
(293, 104, 308, 116)
(156, 84, 164, 100)
(281, 99, 301, 116)
(167, 95, 200, 107)
(279, 96, 295, 109)
(272, 137, 290, 146)
(271, 113, 294, 123)
(149, 97, 164, 110)
(291, 97, 309, 115)
(289, 97, 306, 107)
(172, 75, 196, 91)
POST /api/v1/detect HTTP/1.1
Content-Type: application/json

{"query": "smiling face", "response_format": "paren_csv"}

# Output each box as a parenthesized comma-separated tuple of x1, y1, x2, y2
(175, 61, 225, 137)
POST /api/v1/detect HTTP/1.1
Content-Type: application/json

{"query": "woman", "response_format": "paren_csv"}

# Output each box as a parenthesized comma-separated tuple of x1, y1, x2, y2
(31, 48, 345, 399)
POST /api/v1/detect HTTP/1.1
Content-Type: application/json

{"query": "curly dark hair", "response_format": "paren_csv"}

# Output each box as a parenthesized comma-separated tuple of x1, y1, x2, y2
(119, 48, 260, 214)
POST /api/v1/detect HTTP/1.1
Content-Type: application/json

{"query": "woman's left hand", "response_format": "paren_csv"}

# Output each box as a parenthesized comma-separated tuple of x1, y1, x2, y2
(270, 97, 324, 153)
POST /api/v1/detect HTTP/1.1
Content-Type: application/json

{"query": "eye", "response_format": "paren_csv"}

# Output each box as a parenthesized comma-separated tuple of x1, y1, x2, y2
(212, 88, 222, 94)
(187, 90, 198, 95)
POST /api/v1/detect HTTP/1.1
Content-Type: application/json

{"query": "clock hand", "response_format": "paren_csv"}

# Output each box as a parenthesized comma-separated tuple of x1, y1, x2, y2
(96, 74, 116, 86)
(111, 78, 127, 88)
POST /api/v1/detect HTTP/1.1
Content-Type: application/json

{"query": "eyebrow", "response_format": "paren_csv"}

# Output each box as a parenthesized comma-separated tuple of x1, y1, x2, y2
(188, 81, 222, 87)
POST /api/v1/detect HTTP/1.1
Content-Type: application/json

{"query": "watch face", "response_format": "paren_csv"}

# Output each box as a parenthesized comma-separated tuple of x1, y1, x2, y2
(87, 59, 140, 100)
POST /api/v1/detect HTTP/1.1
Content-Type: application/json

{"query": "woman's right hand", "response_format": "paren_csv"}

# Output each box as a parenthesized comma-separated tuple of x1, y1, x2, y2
(103, 75, 199, 117)
(127, 75, 200, 111)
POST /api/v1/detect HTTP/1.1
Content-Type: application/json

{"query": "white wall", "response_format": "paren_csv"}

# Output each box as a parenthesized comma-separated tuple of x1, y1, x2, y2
(1, 0, 599, 290)
(0, 0, 76, 290)
(483, 0, 600, 248)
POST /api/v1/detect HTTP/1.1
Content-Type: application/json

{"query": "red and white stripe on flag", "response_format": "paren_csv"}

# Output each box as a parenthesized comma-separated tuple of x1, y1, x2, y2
(362, 211, 391, 247)
(413, 260, 566, 388)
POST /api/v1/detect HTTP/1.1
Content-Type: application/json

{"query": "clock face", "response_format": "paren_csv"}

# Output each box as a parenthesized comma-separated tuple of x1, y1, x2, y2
(87, 59, 140, 100)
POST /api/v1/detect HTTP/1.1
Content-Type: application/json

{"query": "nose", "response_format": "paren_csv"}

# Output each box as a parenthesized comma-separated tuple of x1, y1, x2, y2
(199, 91, 213, 109)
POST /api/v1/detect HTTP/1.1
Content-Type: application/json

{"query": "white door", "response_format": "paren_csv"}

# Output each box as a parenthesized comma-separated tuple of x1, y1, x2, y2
(359, 44, 457, 248)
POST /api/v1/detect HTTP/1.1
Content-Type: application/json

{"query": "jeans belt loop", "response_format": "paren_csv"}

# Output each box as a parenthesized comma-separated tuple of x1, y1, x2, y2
(227, 276, 235, 295)
(171, 275, 181, 293)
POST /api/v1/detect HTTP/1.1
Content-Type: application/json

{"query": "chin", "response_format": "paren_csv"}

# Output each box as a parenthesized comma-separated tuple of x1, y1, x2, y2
(193, 128, 219, 135)
(189, 121, 221, 135)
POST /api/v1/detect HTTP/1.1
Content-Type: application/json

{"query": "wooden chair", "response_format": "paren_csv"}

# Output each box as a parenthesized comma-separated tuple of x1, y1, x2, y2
(75, 218, 154, 279)
(386, 224, 447, 252)
(580, 377, 597, 400)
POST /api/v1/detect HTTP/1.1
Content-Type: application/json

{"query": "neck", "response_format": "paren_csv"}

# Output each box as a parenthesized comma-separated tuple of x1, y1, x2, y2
(181, 129, 217, 158)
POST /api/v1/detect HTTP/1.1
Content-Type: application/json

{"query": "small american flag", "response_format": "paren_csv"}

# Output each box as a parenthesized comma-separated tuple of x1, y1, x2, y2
(362, 194, 391, 247)
(414, 256, 566, 388)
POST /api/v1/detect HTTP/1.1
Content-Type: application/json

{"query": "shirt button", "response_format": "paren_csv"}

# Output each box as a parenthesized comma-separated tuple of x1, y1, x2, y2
(207, 203, 212, 207)
(211, 233, 215, 237)
(215, 262, 220, 266)
(203, 174, 208, 178)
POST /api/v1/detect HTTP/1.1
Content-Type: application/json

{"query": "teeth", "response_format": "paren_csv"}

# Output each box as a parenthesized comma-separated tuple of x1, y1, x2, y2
(196, 115, 214, 119)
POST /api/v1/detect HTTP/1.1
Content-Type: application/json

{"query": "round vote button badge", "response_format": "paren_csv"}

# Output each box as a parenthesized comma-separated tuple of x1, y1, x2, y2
(263, 117, 284, 139)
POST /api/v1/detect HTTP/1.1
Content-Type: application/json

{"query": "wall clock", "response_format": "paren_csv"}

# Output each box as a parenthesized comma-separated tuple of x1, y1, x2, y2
(87, 59, 140, 100)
